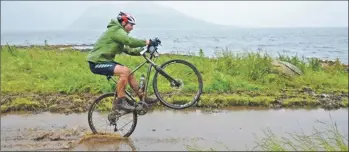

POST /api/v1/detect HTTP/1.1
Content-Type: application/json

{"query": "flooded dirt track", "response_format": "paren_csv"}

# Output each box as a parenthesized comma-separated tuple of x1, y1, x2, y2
(1, 108, 348, 151)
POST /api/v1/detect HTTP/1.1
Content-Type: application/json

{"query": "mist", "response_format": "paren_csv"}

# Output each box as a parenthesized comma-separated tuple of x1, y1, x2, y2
(1, 1, 348, 32)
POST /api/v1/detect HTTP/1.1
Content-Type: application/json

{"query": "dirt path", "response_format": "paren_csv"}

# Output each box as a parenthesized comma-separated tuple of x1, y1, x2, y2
(1, 108, 348, 151)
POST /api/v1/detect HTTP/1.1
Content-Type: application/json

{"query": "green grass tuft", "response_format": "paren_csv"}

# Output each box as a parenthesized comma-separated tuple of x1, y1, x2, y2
(185, 117, 348, 151)
(1, 97, 42, 112)
(254, 117, 348, 151)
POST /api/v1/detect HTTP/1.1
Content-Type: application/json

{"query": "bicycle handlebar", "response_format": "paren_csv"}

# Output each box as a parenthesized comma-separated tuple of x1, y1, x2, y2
(140, 37, 161, 58)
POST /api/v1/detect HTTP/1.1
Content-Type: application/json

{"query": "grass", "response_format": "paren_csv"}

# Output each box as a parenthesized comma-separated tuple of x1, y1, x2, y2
(253, 116, 348, 151)
(1, 97, 44, 112)
(1, 46, 348, 112)
(185, 116, 348, 151)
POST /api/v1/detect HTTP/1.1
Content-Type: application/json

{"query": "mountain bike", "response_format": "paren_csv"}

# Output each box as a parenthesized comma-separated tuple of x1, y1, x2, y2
(87, 38, 203, 137)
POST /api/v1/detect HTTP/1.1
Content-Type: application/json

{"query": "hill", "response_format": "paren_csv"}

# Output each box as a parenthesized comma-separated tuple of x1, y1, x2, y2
(68, 2, 233, 30)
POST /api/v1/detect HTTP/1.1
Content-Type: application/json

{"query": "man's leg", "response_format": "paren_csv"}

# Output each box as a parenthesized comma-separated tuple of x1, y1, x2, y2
(127, 73, 158, 104)
(112, 65, 143, 111)
(114, 65, 129, 98)
(127, 73, 143, 100)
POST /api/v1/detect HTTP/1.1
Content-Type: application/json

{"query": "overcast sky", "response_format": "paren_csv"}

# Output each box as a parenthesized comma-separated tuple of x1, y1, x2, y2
(157, 1, 348, 27)
(1, 1, 348, 29)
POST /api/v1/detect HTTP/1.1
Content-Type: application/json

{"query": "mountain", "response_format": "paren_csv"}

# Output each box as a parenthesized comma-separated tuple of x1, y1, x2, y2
(68, 2, 232, 30)
(1, 1, 87, 32)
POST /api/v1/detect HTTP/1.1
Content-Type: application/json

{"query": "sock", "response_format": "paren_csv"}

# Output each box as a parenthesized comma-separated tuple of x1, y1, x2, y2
(114, 96, 125, 104)
(118, 97, 126, 103)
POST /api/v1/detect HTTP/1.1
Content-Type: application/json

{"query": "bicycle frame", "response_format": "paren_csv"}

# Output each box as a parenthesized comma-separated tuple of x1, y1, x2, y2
(107, 50, 180, 104)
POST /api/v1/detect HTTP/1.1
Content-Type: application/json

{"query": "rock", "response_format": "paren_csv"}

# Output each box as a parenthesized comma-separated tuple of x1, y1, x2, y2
(62, 141, 75, 149)
(303, 87, 312, 92)
(72, 98, 84, 106)
(318, 97, 342, 110)
(321, 94, 329, 98)
(302, 87, 317, 96)
(270, 104, 282, 109)
(331, 95, 342, 101)
(49, 134, 61, 141)
(33, 132, 52, 141)
(271, 60, 303, 77)
(49, 104, 64, 113)
(275, 100, 283, 104)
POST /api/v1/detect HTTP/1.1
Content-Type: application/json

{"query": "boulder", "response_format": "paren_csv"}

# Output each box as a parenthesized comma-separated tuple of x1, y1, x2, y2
(271, 60, 303, 77)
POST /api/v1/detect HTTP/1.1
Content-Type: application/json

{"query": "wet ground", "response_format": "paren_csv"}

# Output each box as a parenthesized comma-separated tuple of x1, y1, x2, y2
(1, 107, 348, 151)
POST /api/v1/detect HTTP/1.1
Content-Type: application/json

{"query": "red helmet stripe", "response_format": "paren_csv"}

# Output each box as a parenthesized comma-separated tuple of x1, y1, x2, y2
(122, 16, 127, 23)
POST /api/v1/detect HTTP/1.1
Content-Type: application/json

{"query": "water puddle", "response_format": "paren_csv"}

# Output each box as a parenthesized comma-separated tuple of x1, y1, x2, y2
(1, 108, 348, 151)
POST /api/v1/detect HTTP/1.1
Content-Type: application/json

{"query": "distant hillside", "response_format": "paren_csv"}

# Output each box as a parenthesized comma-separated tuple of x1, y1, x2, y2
(1, 1, 86, 32)
(68, 2, 232, 30)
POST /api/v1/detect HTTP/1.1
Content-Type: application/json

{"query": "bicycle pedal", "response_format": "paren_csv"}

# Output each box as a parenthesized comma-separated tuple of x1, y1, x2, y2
(114, 125, 118, 132)
(110, 122, 116, 126)
(108, 118, 116, 126)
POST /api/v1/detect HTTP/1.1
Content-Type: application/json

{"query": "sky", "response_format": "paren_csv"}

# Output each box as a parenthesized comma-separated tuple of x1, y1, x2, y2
(1, 1, 348, 31)
(156, 1, 348, 27)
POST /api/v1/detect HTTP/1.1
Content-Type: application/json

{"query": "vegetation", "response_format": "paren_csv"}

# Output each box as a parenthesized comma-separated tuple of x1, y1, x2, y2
(185, 118, 348, 151)
(1, 45, 348, 113)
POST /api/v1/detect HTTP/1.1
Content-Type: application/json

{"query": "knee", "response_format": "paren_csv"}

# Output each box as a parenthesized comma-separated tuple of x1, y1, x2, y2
(120, 67, 131, 76)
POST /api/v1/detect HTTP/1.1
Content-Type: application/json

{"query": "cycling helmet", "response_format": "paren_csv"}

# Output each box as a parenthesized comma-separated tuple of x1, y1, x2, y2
(117, 11, 136, 25)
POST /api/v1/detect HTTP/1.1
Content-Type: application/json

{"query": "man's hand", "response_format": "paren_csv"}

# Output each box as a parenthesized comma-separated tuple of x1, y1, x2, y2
(148, 38, 161, 46)
(145, 38, 161, 52)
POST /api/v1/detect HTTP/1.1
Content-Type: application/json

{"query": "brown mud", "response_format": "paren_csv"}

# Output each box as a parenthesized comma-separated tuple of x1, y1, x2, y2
(1, 86, 348, 114)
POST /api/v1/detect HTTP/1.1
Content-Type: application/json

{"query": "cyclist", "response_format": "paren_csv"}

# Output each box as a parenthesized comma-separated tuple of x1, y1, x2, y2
(87, 11, 158, 115)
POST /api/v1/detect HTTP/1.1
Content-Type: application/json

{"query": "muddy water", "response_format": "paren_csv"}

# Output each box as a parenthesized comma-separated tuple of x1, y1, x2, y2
(1, 107, 348, 151)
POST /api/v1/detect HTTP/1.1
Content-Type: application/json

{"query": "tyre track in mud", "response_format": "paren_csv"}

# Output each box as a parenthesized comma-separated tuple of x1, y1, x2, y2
(1, 124, 86, 151)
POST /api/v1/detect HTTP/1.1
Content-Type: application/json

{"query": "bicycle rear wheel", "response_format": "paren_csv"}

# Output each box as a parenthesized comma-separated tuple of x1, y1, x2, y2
(88, 93, 138, 137)
(153, 59, 203, 109)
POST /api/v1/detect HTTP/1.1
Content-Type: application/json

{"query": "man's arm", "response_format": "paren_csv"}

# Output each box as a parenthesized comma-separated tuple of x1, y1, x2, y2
(123, 46, 144, 56)
(110, 28, 147, 48)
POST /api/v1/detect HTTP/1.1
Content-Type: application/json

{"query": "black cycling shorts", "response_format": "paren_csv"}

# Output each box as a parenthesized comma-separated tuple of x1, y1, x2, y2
(88, 61, 124, 76)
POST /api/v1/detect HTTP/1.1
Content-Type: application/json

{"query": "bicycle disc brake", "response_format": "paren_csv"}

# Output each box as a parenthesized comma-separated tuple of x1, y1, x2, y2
(171, 79, 183, 89)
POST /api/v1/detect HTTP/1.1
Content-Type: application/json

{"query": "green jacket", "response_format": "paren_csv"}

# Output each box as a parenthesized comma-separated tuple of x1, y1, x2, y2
(87, 19, 147, 63)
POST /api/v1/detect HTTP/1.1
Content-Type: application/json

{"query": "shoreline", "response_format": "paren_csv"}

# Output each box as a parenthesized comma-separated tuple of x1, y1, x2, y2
(1, 44, 348, 65)
(1, 91, 347, 115)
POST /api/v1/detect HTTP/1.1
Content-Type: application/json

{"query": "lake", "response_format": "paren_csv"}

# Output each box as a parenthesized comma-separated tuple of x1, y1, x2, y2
(1, 27, 348, 63)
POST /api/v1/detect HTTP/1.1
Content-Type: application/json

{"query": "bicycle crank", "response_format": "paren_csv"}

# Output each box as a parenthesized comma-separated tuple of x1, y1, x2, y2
(136, 101, 149, 115)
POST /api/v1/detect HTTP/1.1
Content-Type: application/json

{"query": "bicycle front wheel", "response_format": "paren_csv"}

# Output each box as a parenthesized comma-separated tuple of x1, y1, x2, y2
(153, 59, 203, 109)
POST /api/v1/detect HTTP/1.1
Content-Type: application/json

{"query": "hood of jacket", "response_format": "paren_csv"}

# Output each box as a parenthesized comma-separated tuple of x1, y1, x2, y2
(107, 19, 128, 33)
